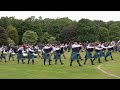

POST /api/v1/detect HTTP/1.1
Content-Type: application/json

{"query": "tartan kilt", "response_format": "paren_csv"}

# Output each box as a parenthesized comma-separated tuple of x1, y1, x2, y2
(1, 53, 7, 58)
(70, 52, 80, 60)
(27, 53, 34, 59)
(43, 53, 51, 60)
(105, 51, 112, 57)
(100, 51, 105, 57)
(54, 52, 61, 60)
(85, 51, 92, 59)
(93, 52, 101, 59)
(17, 53, 23, 60)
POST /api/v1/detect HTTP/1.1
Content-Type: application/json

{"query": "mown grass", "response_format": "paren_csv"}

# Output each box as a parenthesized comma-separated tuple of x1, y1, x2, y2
(0, 51, 119, 79)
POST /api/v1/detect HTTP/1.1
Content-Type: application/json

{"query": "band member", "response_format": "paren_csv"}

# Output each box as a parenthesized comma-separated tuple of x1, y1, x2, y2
(100, 43, 108, 61)
(1, 46, 7, 62)
(54, 45, 64, 65)
(105, 43, 114, 60)
(67, 43, 71, 52)
(17, 46, 25, 64)
(22, 48, 28, 60)
(42, 44, 52, 65)
(78, 43, 83, 60)
(60, 44, 66, 59)
(9, 48, 15, 61)
(84, 43, 94, 65)
(70, 42, 82, 66)
(34, 45, 41, 58)
(93, 44, 103, 63)
(27, 46, 35, 64)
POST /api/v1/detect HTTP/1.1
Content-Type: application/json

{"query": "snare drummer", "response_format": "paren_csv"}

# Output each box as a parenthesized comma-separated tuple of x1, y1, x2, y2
(9, 48, 15, 61)
(27, 46, 35, 64)
(17, 46, 25, 64)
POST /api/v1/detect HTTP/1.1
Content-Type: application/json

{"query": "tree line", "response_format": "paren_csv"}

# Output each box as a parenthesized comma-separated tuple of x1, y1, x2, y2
(0, 16, 120, 45)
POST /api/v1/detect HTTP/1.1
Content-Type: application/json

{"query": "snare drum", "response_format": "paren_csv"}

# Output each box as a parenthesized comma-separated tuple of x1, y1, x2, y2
(23, 53, 28, 57)
(3, 52, 7, 54)
(11, 52, 15, 55)
(33, 53, 38, 56)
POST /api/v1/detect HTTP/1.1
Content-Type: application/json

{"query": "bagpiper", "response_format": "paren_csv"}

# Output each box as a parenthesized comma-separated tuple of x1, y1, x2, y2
(84, 43, 94, 65)
(54, 45, 64, 65)
(93, 43, 103, 63)
(70, 42, 82, 66)
(105, 43, 114, 60)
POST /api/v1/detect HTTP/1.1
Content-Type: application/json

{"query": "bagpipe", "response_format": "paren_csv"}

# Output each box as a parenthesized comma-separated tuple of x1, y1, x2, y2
(22, 51, 28, 57)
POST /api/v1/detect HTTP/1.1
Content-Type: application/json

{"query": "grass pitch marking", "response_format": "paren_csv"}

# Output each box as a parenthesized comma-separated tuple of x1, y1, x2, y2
(97, 62, 120, 79)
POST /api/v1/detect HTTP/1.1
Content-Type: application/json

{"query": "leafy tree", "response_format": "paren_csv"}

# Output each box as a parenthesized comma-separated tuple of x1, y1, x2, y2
(0, 26, 8, 45)
(59, 24, 77, 43)
(48, 37, 57, 44)
(97, 27, 109, 42)
(22, 30, 38, 44)
(41, 32, 50, 43)
(0, 17, 11, 29)
(108, 23, 120, 41)
(44, 17, 73, 39)
(8, 37, 15, 45)
(77, 18, 97, 42)
(6, 25, 19, 44)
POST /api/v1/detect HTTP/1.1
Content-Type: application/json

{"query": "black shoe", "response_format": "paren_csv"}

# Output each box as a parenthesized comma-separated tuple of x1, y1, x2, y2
(61, 63, 64, 65)
(93, 59, 95, 62)
(79, 65, 82, 67)
(84, 63, 86, 65)
(70, 64, 72, 66)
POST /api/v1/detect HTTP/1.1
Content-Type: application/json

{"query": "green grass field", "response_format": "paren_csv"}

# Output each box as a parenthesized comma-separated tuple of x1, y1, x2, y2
(0, 51, 120, 79)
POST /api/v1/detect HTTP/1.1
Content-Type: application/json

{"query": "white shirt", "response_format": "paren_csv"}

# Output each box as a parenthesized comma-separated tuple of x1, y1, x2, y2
(72, 44, 82, 48)
(55, 47, 60, 50)
(101, 44, 107, 49)
(95, 47, 102, 50)
(43, 46, 50, 49)
(86, 45, 94, 49)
